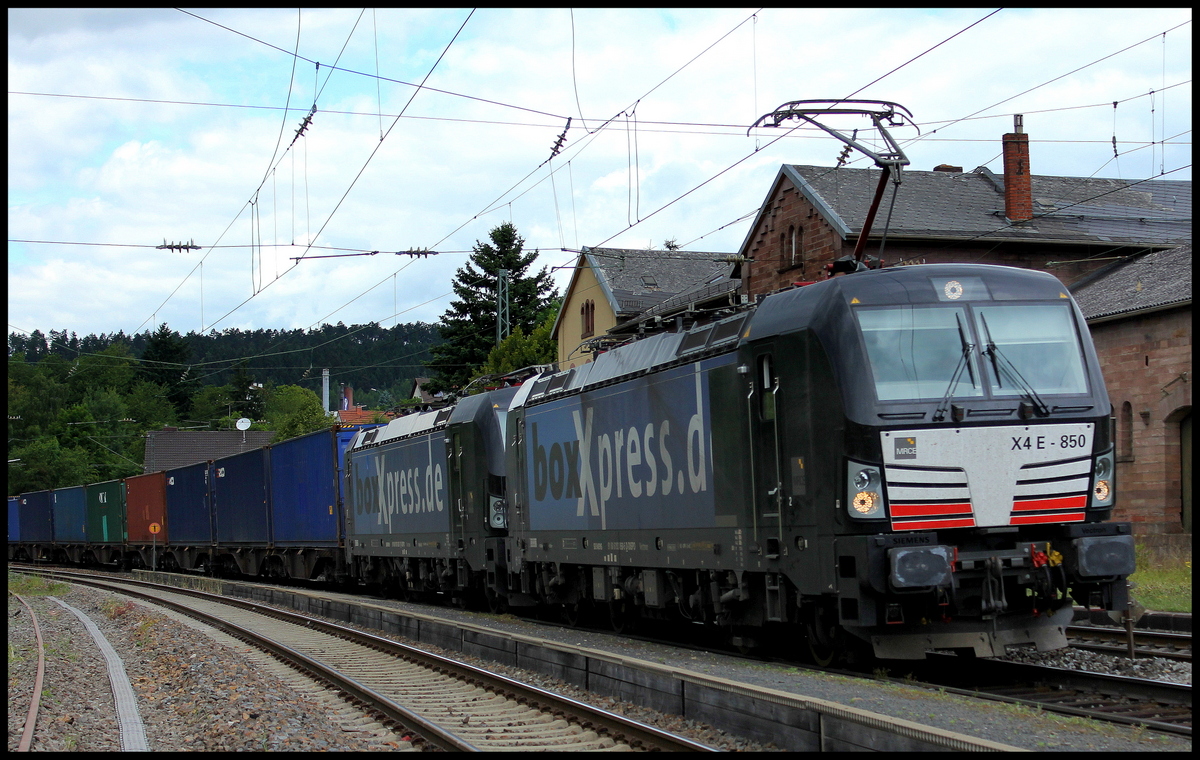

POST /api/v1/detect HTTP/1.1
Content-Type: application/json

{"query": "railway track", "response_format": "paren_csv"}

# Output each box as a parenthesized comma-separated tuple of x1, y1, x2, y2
(9, 593, 47, 752)
(14, 564, 1189, 748)
(11, 567, 713, 752)
(915, 653, 1192, 737)
(1067, 624, 1192, 661)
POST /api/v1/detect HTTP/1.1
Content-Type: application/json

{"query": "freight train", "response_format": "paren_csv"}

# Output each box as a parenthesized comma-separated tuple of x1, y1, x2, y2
(9, 263, 1135, 661)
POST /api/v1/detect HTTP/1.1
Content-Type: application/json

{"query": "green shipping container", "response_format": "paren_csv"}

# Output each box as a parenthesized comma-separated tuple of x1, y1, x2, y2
(86, 479, 126, 544)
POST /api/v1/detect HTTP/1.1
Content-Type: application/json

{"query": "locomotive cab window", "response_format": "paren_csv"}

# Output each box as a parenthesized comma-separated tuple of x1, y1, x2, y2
(758, 354, 776, 420)
(857, 306, 983, 402)
(974, 303, 1088, 397)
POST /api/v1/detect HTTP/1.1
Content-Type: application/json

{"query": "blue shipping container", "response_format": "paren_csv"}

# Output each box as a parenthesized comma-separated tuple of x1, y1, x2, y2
(52, 486, 88, 542)
(18, 490, 53, 543)
(8, 496, 20, 543)
(211, 448, 270, 544)
(269, 429, 339, 546)
(165, 462, 212, 545)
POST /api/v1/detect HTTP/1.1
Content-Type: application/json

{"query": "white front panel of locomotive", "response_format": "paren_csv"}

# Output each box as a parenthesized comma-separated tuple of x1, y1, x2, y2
(881, 424, 1094, 528)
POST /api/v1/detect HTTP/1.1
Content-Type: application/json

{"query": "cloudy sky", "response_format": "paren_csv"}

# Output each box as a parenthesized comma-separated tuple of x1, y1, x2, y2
(8, 7, 1192, 342)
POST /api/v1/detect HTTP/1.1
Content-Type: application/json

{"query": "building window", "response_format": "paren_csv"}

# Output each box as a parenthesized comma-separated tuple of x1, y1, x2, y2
(581, 299, 594, 339)
(1118, 401, 1134, 461)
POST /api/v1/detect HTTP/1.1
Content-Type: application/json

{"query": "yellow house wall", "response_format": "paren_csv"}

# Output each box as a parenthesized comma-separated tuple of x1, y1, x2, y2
(557, 261, 617, 369)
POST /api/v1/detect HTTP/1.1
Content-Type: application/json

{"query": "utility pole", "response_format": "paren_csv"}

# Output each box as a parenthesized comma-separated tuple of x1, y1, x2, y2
(496, 269, 510, 345)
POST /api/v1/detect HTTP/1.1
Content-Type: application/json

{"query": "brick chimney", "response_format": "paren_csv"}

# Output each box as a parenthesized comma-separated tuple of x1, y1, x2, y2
(1002, 114, 1032, 221)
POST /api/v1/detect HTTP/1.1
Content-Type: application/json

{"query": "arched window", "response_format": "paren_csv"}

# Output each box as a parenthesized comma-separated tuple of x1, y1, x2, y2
(581, 299, 594, 339)
(1118, 401, 1134, 461)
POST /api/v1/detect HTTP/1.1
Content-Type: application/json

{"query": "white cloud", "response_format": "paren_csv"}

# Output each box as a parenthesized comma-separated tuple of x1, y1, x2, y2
(7, 7, 1192, 343)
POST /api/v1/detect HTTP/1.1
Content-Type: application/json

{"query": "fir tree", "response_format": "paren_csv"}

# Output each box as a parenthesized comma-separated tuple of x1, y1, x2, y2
(138, 323, 197, 416)
(426, 223, 557, 392)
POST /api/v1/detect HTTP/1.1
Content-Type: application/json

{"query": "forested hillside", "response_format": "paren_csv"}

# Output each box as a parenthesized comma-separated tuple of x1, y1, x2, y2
(7, 322, 443, 492)
(9, 322, 441, 394)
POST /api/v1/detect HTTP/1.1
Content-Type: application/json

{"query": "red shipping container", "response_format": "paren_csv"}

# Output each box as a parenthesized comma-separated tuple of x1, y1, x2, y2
(125, 472, 167, 544)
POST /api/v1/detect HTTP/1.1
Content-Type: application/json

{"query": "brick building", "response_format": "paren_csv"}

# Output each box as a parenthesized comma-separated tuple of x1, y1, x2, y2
(737, 119, 1188, 295)
(736, 162, 1189, 295)
(1071, 244, 1192, 550)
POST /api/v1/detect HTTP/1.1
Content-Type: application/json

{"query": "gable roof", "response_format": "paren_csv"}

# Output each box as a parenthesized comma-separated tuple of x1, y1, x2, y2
(1069, 243, 1192, 322)
(336, 408, 383, 425)
(143, 429, 275, 473)
(739, 164, 1191, 254)
(585, 246, 736, 315)
(552, 246, 736, 339)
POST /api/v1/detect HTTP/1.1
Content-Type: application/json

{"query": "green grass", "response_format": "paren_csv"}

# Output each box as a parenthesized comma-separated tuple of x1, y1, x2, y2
(7, 572, 70, 596)
(1128, 543, 1191, 613)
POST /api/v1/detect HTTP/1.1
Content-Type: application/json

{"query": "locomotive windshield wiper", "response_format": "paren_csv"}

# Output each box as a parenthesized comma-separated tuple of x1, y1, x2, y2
(978, 314, 1050, 417)
(933, 313, 975, 422)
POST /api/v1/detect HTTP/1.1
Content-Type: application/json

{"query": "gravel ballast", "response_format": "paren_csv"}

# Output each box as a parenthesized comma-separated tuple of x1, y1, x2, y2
(8, 576, 1192, 752)
(7, 585, 407, 752)
(259, 585, 1191, 753)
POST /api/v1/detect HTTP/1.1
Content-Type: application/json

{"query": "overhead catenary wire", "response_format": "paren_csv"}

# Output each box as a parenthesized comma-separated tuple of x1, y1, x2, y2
(196, 9, 476, 335)
(10, 77, 1190, 142)
(899, 19, 1192, 152)
(586, 7, 1011, 250)
(14, 8, 1185, 362)
(175, 7, 566, 122)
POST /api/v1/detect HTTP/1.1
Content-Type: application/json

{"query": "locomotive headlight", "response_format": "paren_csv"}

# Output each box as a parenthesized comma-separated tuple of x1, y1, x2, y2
(853, 468, 879, 491)
(489, 497, 507, 529)
(852, 490, 880, 515)
(846, 462, 885, 519)
(1090, 451, 1115, 507)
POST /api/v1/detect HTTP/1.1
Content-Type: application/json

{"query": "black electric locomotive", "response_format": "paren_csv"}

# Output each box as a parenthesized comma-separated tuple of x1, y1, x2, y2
(484, 263, 1133, 660)
(14, 262, 1133, 665)
(343, 385, 518, 604)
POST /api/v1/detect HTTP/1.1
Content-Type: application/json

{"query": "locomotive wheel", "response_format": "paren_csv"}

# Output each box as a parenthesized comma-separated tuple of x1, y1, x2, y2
(608, 598, 635, 633)
(806, 606, 841, 667)
(562, 599, 588, 627)
(486, 589, 508, 615)
(395, 581, 413, 602)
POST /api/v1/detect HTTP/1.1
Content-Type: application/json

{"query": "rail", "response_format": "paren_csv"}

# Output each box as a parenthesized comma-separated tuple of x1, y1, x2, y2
(11, 593, 47, 752)
(13, 568, 714, 752)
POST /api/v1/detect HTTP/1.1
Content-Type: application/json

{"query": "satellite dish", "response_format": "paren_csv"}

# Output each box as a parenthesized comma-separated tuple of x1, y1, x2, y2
(235, 418, 252, 431)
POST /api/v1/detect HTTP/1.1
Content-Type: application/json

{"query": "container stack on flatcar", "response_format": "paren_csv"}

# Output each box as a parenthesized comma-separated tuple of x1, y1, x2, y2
(265, 427, 364, 581)
(162, 461, 213, 572)
(8, 264, 1136, 663)
(51, 485, 87, 562)
(125, 471, 167, 568)
(85, 479, 126, 565)
(13, 490, 52, 560)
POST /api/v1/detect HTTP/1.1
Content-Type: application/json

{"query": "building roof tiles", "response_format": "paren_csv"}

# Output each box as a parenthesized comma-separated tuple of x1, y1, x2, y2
(1069, 243, 1192, 322)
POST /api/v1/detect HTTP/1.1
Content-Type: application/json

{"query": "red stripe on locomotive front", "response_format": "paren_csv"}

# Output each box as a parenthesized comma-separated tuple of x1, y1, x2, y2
(1009, 512, 1086, 525)
(890, 502, 973, 517)
(1011, 495, 1087, 512)
(891, 517, 976, 531)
